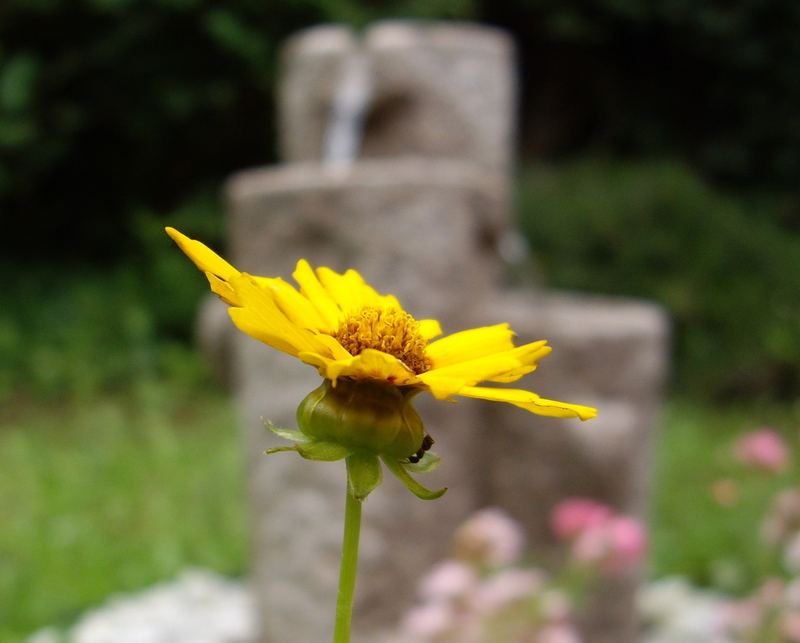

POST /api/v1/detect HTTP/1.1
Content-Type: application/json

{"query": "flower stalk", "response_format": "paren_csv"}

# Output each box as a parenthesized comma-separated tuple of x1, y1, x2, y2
(334, 482, 362, 643)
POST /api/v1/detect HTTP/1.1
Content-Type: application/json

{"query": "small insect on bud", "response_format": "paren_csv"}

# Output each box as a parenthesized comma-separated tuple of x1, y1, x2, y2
(408, 434, 435, 464)
(297, 378, 426, 459)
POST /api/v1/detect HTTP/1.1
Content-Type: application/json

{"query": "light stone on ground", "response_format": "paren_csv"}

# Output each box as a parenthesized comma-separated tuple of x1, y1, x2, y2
(27, 570, 255, 643)
(27, 573, 730, 643)
(639, 578, 732, 643)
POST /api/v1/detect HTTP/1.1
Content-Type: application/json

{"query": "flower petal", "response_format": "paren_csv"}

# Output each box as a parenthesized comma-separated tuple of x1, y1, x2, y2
(255, 276, 332, 333)
(420, 341, 552, 397)
(311, 348, 420, 386)
(316, 265, 403, 313)
(292, 260, 342, 330)
(316, 267, 368, 314)
(228, 307, 303, 356)
(205, 272, 240, 306)
(426, 324, 515, 368)
(166, 227, 238, 280)
(418, 319, 443, 340)
(456, 386, 598, 421)
(228, 273, 336, 357)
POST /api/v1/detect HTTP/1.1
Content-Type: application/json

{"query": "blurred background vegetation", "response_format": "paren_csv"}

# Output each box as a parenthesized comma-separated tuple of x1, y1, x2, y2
(2, 1, 800, 641)
(3, 0, 800, 400)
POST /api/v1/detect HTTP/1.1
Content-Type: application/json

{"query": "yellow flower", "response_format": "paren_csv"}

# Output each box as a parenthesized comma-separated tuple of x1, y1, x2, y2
(166, 226, 597, 422)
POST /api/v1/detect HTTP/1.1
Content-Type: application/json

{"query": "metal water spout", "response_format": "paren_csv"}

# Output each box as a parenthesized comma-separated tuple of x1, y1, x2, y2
(323, 50, 372, 167)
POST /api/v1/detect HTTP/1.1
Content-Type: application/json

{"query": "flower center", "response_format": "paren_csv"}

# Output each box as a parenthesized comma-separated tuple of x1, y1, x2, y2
(333, 306, 432, 374)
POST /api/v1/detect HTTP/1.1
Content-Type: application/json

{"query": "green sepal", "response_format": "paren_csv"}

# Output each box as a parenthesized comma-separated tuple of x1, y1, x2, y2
(382, 457, 447, 500)
(404, 451, 441, 474)
(346, 452, 383, 500)
(296, 379, 425, 458)
(265, 445, 299, 455)
(297, 441, 353, 461)
(263, 420, 311, 443)
(266, 441, 352, 461)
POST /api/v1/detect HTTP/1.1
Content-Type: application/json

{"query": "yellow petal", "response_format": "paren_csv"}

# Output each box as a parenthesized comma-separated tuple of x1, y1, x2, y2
(229, 273, 334, 357)
(418, 319, 443, 340)
(356, 279, 401, 310)
(456, 386, 598, 421)
(228, 308, 303, 356)
(297, 350, 334, 373)
(311, 332, 354, 361)
(426, 324, 516, 368)
(317, 266, 405, 314)
(165, 227, 238, 280)
(319, 348, 420, 386)
(255, 276, 332, 333)
(292, 260, 342, 330)
(205, 272, 240, 306)
(420, 341, 552, 396)
(316, 267, 368, 314)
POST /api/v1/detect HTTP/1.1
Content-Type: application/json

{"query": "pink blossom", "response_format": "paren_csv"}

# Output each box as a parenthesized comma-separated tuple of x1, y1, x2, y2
(734, 428, 789, 473)
(540, 590, 572, 621)
(536, 624, 583, 643)
(607, 516, 647, 570)
(757, 577, 786, 607)
(571, 516, 647, 574)
(550, 498, 612, 541)
(571, 525, 610, 566)
(472, 568, 544, 612)
(419, 560, 478, 602)
(452, 507, 526, 567)
(721, 597, 763, 635)
(400, 601, 455, 638)
(783, 612, 800, 642)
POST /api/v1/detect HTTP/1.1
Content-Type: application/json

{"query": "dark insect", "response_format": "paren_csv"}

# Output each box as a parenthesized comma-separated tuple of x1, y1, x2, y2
(408, 434, 435, 464)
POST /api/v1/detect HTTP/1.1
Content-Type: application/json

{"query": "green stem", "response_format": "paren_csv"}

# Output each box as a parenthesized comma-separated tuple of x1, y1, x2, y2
(333, 483, 362, 643)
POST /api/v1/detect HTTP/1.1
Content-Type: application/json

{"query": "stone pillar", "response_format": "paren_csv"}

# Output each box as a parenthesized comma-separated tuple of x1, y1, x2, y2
(279, 22, 516, 176)
(226, 160, 505, 642)
(480, 291, 670, 643)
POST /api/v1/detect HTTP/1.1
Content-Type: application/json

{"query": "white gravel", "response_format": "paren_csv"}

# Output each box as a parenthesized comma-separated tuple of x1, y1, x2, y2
(638, 577, 732, 643)
(28, 571, 733, 643)
(27, 570, 256, 643)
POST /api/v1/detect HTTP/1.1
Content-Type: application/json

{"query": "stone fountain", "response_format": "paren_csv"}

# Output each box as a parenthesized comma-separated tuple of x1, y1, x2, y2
(200, 21, 669, 643)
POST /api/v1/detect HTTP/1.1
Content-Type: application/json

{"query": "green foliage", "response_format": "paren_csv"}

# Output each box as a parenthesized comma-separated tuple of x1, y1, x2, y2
(0, 0, 475, 263)
(0, 389, 244, 643)
(488, 0, 800, 202)
(2, 0, 796, 402)
(518, 160, 800, 398)
(0, 195, 222, 402)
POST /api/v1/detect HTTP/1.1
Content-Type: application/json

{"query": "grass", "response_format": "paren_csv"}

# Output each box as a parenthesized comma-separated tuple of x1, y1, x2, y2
(0, 380, 245, 643)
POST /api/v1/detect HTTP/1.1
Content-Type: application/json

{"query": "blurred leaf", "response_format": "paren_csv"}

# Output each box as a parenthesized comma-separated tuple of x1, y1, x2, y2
(518, 159, 800, 399)
(0, 53, 38, 112)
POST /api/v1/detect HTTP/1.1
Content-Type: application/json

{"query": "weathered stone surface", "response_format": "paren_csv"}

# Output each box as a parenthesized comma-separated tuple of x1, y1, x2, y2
(478, 291, 670, 643)
(279, 21, 515, 175)
(226, 160, 503, 642)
